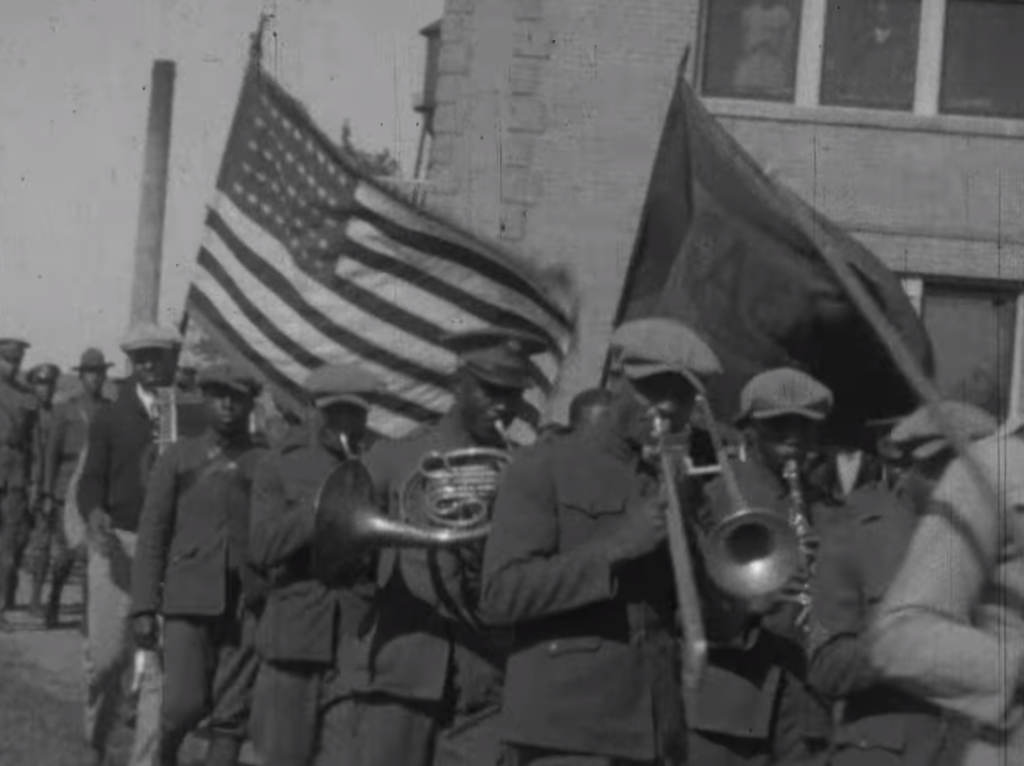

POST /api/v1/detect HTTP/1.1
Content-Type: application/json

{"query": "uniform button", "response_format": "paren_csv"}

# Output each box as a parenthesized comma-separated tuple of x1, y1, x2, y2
(549, 641, 559, 652)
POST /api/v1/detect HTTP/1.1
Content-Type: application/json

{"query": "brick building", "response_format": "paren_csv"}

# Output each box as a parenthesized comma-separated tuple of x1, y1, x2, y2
(414, 0, 1024, 423)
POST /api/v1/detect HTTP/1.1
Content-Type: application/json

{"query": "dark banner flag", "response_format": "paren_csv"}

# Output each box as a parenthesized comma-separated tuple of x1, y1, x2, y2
(614, 59, 933, 441)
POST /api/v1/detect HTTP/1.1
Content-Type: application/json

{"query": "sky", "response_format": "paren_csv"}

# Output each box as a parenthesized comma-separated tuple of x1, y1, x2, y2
(0, 0, 442, 371)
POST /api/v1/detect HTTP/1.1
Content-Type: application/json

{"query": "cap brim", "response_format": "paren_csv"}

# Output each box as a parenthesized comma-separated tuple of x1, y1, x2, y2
(314, 394, 371, 410)
(122, 341, 180, 353)
(742, 407, 827, 423)
(622, 362, 704, 393)
(465, 364, 531, 391)
(73, 364, 113, 372)
(199, 380, 258, 397)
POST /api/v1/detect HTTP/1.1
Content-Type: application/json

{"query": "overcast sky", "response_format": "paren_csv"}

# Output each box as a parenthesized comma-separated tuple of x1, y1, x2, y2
(0, 0, 442, 371)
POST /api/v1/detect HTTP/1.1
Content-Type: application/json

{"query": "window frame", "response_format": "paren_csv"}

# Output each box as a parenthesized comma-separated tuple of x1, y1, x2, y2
(902, 275, 1024, 418)
(698, 0, 1024, 123)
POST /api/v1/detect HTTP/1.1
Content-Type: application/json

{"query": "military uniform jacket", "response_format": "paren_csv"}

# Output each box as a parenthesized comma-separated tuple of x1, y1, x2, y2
(130, 430, 267, 618)
(690, 455, 837, 741)
(809, 478, 963, 765)
(480, 424, 681, 762)
(44, 395, 103, 501)
(0, 377, 37, 491)
(249, 431, 372, 672)
(361, 412, 506, 710)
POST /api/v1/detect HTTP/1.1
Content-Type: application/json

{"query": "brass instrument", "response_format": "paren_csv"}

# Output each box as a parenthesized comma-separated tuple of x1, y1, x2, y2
(695, 396, 803, 604)
(311, 420, 512, 580)
(782, 458, 818, 631)
(651, 410, 708, 696)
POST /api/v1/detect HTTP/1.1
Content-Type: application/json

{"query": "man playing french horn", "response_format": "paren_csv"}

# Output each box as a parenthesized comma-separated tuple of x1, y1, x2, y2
(354, 328, 551, 766)
(481, 317, 723, 766)
(687, 367, 840, 766)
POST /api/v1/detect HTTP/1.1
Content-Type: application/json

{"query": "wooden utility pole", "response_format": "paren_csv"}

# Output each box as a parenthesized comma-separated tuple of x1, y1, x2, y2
(129, 60, 176, 326)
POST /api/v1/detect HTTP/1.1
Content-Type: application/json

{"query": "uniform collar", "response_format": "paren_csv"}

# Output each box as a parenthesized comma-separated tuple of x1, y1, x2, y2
(591, 418, 642, 464)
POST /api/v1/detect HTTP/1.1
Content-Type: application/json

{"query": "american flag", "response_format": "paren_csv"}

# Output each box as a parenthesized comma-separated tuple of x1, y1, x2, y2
(185, 63, 576, 439)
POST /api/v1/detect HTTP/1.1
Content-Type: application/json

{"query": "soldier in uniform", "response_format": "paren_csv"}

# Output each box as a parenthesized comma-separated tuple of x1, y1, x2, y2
(78, 322, 182, 766)
(130, 363, 267, 766)
(25, 362, 60, 620)
(38, 348, 112, 628)
(481, 317, 722, 766)
(248, 364, 382, 766)
(357, 328, 551, 766)
(0, 337, 38, 628)
(870, 406, 1024, 765)
(808, 401, 996, 766)
(686, 367, 838, 766)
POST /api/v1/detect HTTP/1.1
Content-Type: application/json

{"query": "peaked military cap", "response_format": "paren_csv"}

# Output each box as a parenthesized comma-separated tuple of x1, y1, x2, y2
(197, 363, 261, 398)
(74, 347, 113, 372)
(27, 363, 60, 385)
(450, 328, 550, 390)
(0, 338, 29, 362)
(609, 318, 721, 391)
(737, 367, 833, 424)
(888, 400, 998, 461)
(120, 323, 182, 353)
(304, 364, 383, 410)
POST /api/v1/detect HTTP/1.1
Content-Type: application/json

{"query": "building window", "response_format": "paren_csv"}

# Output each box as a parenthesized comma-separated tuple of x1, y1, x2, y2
(820, 0, 920, 111)
(701, 0, 803, 102)
(921, 282, 1017, 418)
(940, 0, 1024, 119)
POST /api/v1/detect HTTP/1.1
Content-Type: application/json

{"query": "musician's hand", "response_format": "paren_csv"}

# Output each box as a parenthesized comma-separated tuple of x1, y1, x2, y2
(132, 613, 160, 651)
(87, 509, 114, 557)
(606, 492, 667, 565)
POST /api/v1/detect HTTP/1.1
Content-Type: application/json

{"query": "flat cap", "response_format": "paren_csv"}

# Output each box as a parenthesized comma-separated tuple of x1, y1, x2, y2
(197, 363, 261, 398)
(74, 347, 113, 372)
(304, 364, 383, 410)
(888, 400, 998, 461)
(610, 318, 721, 390)
(120, 323, 182, 353)
(737, 367, 833, 424)
(451, 328, 550, 390)
(0, 338, 29, 362)
(27, 363, 60, 384)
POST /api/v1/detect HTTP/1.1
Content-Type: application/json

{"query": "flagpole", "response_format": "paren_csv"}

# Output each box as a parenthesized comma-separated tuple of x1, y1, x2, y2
(602, 47, 691, 386)
(770, 168, 1006, 531)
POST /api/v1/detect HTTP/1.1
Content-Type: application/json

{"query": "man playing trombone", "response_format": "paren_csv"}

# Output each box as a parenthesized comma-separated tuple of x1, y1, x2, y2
(687, 367, 838, 766)
(481, 317, 722, 766)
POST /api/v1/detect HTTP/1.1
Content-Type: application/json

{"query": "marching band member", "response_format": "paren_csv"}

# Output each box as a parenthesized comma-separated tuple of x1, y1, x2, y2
(869, 408, 1024, 765)
(357, 328, 550, 766)
(248, 364, 382, 766)
(687, 367, 838, 766)
(481, 317, 721, 766)
(130, 363, 267, 766)
(808, 401, 997, 766)
(78, 322, 181, 766)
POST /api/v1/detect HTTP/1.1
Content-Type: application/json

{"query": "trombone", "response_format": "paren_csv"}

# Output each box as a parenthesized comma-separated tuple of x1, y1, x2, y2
(653, 395, 803, 696)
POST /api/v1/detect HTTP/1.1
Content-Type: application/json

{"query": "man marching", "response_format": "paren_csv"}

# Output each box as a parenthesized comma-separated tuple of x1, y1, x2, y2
(481, 317, 721, 766)
(357, 328, 550, 766)
(249, 364, 383, 766)
(130, 363, 267, 766)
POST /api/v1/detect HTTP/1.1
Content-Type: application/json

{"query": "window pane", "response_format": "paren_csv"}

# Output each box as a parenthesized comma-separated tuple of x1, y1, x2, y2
(921, 284, 1017, 419)
(820, 0, 919, 110)
(941, 1, 1024, 119)
(701, 0, 802, 102)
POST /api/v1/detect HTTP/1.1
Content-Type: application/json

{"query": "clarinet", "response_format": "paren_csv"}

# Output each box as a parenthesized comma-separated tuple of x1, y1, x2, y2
(782, 458, 818, 634)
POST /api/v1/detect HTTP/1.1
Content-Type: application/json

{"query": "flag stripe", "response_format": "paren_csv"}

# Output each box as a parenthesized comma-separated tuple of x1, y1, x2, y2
(206, 209, 455, 391)
(194, 249, 444, 426)
(189, 286, 426, 438)
(355, 202, 572, 333)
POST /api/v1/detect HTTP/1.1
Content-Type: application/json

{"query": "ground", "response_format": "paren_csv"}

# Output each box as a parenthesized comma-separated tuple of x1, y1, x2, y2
(0, 578, 258, 766)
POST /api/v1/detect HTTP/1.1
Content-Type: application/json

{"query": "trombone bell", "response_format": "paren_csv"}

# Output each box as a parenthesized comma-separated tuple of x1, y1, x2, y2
(702, 507, 802, 602)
